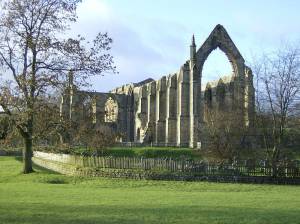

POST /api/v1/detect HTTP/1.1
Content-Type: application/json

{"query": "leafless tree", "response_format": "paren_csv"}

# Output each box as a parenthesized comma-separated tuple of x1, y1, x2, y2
(0, 0, 116, 173)
(202, 107, 252, 162)
(252, 44, 300, 171)
(73, 121, 117, 156)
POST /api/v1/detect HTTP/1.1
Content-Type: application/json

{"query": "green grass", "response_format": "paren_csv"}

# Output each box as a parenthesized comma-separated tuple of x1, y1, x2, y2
(39, 146, 202, 160)
(107, 147, 200, 159)
(0, 156, 300, 224)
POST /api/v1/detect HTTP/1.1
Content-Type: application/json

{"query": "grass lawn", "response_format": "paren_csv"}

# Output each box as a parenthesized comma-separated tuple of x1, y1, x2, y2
(35, 146, 203, 160)
(0, 157, 300, 224)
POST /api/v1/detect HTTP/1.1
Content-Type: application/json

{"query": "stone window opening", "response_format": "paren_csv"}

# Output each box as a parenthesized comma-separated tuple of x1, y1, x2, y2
(105, 97, 118, 123)
(82, 96, 92, 115)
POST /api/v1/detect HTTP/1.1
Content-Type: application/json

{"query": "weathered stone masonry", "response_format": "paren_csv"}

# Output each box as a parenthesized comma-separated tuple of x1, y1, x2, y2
(60, 25, 255, 148)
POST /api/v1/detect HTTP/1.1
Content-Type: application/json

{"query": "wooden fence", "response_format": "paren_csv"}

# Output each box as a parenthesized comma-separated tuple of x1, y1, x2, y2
(33, 151, 300, 178)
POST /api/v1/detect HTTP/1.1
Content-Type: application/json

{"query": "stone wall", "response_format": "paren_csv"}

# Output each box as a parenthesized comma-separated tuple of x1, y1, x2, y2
(33, 152, 300, 185)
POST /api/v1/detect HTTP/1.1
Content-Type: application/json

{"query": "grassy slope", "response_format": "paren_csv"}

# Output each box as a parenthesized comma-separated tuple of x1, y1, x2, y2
(0, 157, 299, 224)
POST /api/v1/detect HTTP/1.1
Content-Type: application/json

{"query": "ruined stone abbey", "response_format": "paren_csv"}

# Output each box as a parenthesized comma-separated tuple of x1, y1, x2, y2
(60, 25, 255, 148)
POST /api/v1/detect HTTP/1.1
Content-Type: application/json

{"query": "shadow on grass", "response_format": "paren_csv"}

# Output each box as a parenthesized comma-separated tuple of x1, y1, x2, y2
(13, 156, 59, 174)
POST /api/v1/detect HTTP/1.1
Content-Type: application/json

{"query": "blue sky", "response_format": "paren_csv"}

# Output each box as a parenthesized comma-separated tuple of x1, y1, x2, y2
(71, 0, 300, 92)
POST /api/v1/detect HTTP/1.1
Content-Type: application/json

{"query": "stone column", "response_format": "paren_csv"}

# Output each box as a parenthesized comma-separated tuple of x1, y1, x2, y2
(140, 85, 148, 130)
(244, 66, 255, 128)
(176, 72, 182, 147)
(134, 87, 142, 142)
(148, 82, 156, 144)
(233, 60, 246, 123)
(189, 35, 199, 148)
(156, 77, 167, 145)
(189, 65, 200, 148)
(147, 84, 151, 125)
(59, 93, 68, 120)
(70, 89, 80, 122)
(177, 64, 190, 147)
(155, 81, 160, 144)
(189, 64, 194, 148)
(166, 74, 177, 146)
(165, 76, 171, 145)
(126, 88, 134, 142)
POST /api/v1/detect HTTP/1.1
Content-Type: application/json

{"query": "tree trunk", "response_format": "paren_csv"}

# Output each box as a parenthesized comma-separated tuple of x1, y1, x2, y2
(23, 137, 34, 174)
(271, 145, 279, 177)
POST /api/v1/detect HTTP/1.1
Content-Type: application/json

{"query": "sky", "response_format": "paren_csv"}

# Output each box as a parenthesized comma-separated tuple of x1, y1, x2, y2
(70, 0, 300, 92)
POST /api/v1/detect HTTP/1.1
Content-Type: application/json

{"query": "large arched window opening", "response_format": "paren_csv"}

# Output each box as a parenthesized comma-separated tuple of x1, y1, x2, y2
(201, 49, 233, 123)
(201, 48, 233, 91)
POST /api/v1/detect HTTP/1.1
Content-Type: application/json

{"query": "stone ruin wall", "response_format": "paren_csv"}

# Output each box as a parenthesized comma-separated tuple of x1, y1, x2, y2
(109, 24, 255, 147)
(60, 24, 255, 148)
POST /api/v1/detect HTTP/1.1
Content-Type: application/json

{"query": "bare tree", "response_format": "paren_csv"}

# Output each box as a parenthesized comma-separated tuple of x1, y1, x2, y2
(74, 121, 117, 156)
(32, 95, 63, 145)
(252, 45, 300, 170)
(0, 0, 116, 173)
(69, 96, 118, 155)
(202, 107, 252, 162)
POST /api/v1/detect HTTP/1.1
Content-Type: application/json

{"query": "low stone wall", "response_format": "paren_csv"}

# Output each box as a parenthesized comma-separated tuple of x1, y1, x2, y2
(33, 157, 79, 175)
(34, 151, 81, 165)
(33, 156, 300, 185)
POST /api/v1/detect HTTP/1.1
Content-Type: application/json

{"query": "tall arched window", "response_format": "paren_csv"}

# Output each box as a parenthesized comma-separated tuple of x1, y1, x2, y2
(104, 97, 118, 123)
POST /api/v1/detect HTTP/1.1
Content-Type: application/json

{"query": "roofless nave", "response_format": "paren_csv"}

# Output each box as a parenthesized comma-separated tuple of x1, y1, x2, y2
(60, 24, 255, 148)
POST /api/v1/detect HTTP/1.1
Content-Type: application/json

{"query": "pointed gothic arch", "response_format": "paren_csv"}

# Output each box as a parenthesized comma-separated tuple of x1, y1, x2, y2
(196, 24, 245, 79)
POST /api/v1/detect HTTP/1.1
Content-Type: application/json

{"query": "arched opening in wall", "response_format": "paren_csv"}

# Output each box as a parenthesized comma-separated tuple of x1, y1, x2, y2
(201, 48, 234, 124)
(201, 49, 233, 91)
(82, 95, 93, 121)
(104, 97, 118, 123)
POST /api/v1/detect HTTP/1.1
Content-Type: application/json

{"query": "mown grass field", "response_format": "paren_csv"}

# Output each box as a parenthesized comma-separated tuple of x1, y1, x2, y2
(0, 156, 300, 224)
